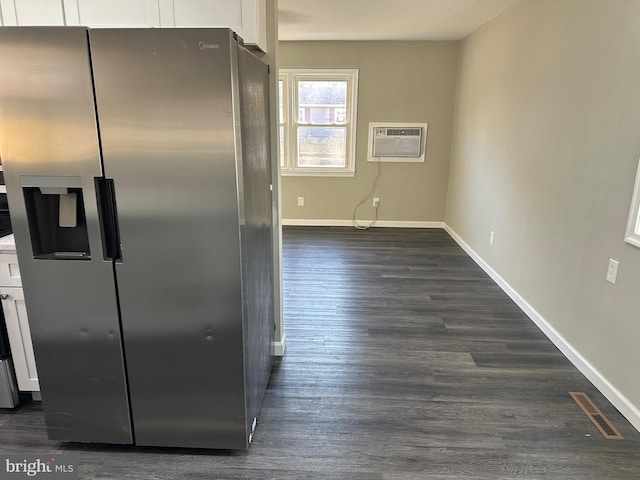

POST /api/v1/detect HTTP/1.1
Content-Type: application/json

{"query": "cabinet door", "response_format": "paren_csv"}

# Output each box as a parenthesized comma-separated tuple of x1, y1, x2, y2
(0, 253, 21, 287)
(0, 0, 161, 27)
(1, 0, 65, 26)
(172, 0, 266, 50)
(69, 0, 161, 28)
(0, 287, 39, 391)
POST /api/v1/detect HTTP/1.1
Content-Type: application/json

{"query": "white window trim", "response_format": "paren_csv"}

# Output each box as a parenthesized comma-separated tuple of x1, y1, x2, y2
(279, 68, 359, 177)
(625, 157, 640, 248)
(278, 75, 288, 169)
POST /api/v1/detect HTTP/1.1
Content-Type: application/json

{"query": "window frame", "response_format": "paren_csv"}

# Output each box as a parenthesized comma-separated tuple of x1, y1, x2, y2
(625, 157, 640, 248)
(279, 68, 359, 177)
(278, 75, 288, 169)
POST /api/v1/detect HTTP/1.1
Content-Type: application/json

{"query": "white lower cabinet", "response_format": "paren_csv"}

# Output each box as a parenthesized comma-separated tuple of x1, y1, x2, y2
(0, 247, 39, 393)
(1, 286, 39, 392)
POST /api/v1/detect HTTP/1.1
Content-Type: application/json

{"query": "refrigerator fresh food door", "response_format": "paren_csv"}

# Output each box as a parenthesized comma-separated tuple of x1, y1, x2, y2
(0, 28, 133, 444)
(235, 45, 275, 440)
(89, 28, 251, 449)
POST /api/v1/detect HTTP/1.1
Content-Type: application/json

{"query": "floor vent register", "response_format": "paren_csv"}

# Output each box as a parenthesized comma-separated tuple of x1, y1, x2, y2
(569, 392, 624, 440)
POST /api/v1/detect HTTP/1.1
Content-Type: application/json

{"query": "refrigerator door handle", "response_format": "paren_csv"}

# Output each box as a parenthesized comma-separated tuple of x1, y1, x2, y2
(95, 178, 122, 261)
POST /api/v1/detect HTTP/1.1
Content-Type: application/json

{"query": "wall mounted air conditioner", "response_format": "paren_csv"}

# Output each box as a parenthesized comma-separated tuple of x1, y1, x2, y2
(367, 122, 428, 162)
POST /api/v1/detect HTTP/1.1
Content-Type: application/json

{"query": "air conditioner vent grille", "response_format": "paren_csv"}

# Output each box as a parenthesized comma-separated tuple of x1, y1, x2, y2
(386, 128, 421, 136)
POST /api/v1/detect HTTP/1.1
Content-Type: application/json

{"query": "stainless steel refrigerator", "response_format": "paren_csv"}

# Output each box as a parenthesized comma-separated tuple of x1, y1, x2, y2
(0, 27, 274, 449)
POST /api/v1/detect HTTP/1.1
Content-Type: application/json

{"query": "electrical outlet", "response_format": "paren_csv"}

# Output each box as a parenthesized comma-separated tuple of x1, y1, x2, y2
(489, 230, 495, 246)
(297, 196, 304, 207)
(372, 197, 380, 208)
(606, 258, 619, 284)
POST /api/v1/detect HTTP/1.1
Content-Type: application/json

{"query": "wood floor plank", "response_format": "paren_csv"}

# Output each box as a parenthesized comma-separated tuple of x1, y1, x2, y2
(0, 226, 639, 479)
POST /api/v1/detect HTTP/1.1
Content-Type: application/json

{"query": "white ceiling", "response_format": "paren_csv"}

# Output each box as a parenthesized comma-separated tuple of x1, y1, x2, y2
(278, 0, 520, 41)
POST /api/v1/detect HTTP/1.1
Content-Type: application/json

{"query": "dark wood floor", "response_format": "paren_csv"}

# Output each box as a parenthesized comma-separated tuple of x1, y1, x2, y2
(1, 226, 639, 479)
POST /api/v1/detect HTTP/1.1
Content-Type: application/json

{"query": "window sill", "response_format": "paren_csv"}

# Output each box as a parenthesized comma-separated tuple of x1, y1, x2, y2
(624, 234, 640, 249)
(280, 170, 355, 178)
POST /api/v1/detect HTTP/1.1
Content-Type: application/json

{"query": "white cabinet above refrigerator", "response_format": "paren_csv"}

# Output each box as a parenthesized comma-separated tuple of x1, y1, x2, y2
(0, 0, 267, 51)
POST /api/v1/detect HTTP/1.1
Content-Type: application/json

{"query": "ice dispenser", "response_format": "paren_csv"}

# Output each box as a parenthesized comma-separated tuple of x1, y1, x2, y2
(22, 176, 90, 260)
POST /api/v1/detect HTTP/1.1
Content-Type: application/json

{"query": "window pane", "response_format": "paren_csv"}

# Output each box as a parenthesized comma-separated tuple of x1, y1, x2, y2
(279, 125, 285, 167)
(278, 80, 284, 123)
(297, 126, 346, 168)
(297, 81, 347, 125)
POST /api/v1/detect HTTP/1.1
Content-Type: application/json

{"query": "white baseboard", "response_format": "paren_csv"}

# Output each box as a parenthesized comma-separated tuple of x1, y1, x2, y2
(443, 224, 640, 432)
(282, 219, 444, 228)
(272, 334, 286, 357)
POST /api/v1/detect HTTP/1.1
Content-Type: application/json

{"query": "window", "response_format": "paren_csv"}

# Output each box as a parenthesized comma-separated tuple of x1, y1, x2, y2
(278, 76, 287, 168)
(279, 69, 359, 176)
(625, 157, 640, 248)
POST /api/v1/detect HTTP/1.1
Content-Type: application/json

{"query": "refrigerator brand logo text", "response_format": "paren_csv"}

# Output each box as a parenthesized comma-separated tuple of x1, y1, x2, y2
(198, 42, 219, 50)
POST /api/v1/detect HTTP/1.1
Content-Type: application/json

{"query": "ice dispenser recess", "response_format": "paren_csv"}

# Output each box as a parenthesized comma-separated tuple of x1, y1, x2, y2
(22, 176, 90, 260)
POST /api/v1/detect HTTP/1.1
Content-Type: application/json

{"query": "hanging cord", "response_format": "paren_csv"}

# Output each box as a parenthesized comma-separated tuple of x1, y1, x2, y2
(352, 160, 381, 230)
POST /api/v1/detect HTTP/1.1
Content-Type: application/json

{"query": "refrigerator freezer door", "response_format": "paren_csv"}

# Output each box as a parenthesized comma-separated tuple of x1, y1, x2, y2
(0, 28, 132, 443)
(89, 29, 250, 449)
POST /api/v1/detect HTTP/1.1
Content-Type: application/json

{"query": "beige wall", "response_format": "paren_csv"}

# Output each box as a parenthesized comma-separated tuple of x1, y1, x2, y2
(278, 41, 458, 223)
(446, 0, 640, 424)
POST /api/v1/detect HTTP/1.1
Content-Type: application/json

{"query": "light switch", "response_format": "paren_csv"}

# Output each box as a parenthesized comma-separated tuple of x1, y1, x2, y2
(606, 259, 619, 285)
